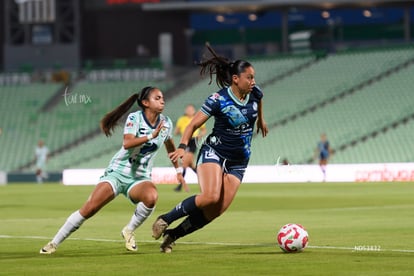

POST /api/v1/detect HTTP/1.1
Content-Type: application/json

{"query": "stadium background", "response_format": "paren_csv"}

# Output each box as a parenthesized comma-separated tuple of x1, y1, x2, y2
(0, 0, 413, 183)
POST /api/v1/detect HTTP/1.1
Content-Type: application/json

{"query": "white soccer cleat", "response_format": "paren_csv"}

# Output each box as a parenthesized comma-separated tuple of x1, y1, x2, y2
(152, 217, 168, 240)
(121, 226, 137, 251)
(160, 231, 175, 253)
(39, 242, 57, 254)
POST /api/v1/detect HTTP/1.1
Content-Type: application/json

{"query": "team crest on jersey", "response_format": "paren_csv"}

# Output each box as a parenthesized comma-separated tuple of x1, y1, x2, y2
(126, 122, 134, 128)
(159, 126, 169, 139)
(209, 93, 220, 101)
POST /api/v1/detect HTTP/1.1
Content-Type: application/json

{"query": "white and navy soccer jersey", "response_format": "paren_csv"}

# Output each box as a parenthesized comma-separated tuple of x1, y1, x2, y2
(107, 111, 173, 179)
(200, 86, 263, 161)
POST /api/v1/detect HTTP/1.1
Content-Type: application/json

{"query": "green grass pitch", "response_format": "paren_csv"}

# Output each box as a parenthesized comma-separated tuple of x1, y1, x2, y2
(1, 182, 413, 275)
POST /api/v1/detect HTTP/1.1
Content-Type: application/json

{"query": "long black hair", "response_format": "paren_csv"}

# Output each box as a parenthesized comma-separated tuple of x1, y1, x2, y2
(197, 42, 252, 88)
(100, 86, 156, 136)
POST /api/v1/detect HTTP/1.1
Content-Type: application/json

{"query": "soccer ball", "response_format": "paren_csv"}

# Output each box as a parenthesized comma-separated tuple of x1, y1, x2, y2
(277, 223, 309, 253)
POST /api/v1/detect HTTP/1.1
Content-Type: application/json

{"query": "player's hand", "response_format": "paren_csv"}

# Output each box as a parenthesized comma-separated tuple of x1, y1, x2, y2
(152, 120, 164, 139)
(257, 119, 268, 137)
(169, 148, 185, 163)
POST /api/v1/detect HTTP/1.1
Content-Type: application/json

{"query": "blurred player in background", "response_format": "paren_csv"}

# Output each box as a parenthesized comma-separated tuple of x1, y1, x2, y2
(314, 133, 333, 182)
(35, 139, 49, 183)
(173, 104, 207, 192)
(40, 86, 186, 254)
(152, 43, 268, 253)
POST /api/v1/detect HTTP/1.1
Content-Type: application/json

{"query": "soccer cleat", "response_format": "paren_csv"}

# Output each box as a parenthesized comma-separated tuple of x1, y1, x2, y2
(152, 217, 168, 240)
(160, 231, 176, 253)
(121, 226, 137, 251)
(39, 242, 57, 254)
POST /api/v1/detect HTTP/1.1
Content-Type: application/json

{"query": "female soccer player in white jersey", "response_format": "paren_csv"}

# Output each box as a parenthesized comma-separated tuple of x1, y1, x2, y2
(152, 44, 268, 253)
(35, 139, 49, 183)
(40, 86, 186, 254)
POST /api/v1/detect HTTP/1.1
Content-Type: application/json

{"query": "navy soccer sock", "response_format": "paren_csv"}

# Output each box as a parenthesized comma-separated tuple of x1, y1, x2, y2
(161, 195, 198, 224)
(168, 208, 210, 240)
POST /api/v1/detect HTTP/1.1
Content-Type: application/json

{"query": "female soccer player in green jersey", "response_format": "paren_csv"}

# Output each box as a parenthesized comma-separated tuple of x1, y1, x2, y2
(40, 86, 186, 254)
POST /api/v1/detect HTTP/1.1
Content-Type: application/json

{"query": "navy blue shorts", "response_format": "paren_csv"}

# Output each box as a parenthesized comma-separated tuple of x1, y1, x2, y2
(196, 145, 248, 181)
(186, 137, 198, 153)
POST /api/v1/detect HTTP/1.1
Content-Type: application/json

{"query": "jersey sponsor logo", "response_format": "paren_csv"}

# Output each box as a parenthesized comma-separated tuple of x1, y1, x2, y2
(222, 104, 248, 128)
(126, 122, 134, 128)
(140, 143, 159, 155)
(139, 127, 148, 136)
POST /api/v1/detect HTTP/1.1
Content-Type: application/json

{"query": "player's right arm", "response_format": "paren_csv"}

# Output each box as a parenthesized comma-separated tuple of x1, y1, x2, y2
(169, 111, 209, 163)
(123, 120, 164, 150)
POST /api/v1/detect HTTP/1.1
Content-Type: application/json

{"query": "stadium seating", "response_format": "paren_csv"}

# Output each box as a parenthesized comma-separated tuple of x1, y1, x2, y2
(0, 79, 173, 172)
(260, 46, 414, 126)
(333, 119, 414, 163)
(2, 46, 414, 173)
(0, 83, 62, 171)
(250, 47, 414, 165)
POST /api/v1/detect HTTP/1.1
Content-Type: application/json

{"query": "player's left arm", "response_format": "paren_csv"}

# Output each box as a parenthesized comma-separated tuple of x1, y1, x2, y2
(256, 99, 268, 137)
(252, 86, 268, 137)
(328, 142, 334, 159)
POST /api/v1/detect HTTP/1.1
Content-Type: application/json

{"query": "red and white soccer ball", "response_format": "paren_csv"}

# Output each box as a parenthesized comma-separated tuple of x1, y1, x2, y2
(277, 223, 309, 253)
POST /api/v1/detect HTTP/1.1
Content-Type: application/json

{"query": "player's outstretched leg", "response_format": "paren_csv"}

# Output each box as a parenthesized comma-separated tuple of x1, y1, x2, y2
(39, 210, 85, 255)
(152, 195, 198, 239)
(160, 230, 176, 253)
(159, 208, 210, 253)
(152, 216, 169, 240)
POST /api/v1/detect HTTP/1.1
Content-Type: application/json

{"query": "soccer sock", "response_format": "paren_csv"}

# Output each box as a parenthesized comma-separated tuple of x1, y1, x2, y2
(126, 202, 154, 231)
(161, 195, 197, 224)
(169, 208, 210, 240)
(51, 210, 86, 246)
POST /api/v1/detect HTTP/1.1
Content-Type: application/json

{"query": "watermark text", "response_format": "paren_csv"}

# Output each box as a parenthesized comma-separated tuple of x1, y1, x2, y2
(63, 87, 92, 106)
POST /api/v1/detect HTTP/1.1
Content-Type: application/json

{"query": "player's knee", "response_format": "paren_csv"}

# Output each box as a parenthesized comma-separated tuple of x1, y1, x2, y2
(199, 192, 220, 206)
(142, 189, 158, 208)
(80, 205, 99, 219)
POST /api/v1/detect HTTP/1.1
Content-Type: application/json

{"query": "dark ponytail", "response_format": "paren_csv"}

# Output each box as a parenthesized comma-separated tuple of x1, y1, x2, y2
(100, 86, 155, 137)
(197, 42, 252, 88)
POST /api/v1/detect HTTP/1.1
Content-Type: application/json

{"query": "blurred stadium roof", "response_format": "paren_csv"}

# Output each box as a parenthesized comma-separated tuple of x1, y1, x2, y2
(142, 0, 414, 12)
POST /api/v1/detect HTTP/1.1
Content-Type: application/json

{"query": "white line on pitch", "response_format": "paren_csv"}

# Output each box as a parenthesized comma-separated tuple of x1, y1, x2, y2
(1, 235, 414, 253)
